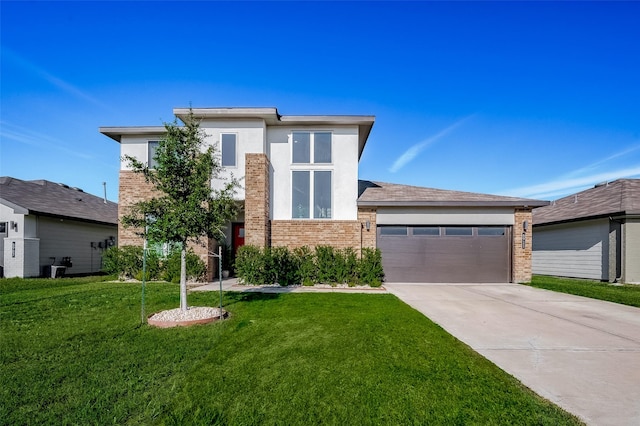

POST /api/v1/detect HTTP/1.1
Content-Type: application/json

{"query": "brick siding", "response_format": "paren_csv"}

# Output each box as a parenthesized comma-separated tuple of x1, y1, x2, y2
(358, 207, 377, 250)
(118, 170, 213, 279)
(244, 154, 270, 247)
(513, 208, 533, 283)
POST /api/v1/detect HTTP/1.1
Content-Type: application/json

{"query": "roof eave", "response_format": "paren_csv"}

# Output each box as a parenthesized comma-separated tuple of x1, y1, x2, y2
(533, 211, 638, 227)
(30, 210, 118, 226)
(174, 107, 281, 124)
(99, 126, 167, 143)
(0, 198, 29, 214)
(358, 200, 550, 208)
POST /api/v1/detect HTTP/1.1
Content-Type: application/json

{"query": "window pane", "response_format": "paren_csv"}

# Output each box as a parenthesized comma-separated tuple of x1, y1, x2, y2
(314, 132, 332, 163)
(292, 171, 310, 218)
(413, 226, 440, 236)
(478, 227, 506, 236)
(148, 141, 159, 169)
(314, 171, 331, 218)
(444, 227, 473, 236)
(380, 226, 408, 236)
(292, 132, 310, 163)
(221, 134, 236, 167)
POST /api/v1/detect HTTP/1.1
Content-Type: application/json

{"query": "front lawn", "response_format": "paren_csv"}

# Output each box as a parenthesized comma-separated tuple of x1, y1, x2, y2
(1, 277, 581, 425)
(528, 275, 640, 308)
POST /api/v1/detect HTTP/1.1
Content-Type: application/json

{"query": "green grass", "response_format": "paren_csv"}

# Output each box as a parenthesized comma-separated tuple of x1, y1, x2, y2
(1, 277, 581, 425)
(528, 275, 640, 308)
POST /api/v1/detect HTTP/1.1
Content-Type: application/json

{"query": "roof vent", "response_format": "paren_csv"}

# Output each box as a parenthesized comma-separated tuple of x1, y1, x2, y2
(72, 187, 84, 192)
(595, 181, 608, 188)
(58, 183, 70, 189)
(574, 195, 578, 203)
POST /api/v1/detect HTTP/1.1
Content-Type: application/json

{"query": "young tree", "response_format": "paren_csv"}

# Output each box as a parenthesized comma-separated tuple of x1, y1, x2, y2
(121, 109, 238, 311)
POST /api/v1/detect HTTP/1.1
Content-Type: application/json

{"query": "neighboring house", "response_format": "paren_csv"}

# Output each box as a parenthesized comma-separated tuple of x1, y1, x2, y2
(532, 179, 640, 284)
(101, 107, 546, 283)
(0, 177, 118, 278)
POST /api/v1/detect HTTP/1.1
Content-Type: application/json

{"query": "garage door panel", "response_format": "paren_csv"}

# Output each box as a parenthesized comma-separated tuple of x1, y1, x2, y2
(379, 226, 511, 283)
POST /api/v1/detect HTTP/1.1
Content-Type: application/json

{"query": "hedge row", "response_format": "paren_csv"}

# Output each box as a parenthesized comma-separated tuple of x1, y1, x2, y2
(102, 246, 207, 283)
(235, 245, 384, 287)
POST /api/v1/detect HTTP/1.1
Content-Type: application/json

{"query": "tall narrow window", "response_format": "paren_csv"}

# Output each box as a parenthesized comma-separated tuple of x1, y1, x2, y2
(314, 132, 332, 163)
(221, 134, 237, 167)
(292, 132, 311, 163)
(292, 171, 310, 218)
(314, 171, 331, 218)
(148, 141, 159, 169)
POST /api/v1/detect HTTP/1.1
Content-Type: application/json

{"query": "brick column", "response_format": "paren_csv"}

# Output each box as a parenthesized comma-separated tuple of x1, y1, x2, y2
(358, 207, 377, 251)
(245, 153, 270, 248)
(513, 208, 533, 283)
(118, 171, 159, 246)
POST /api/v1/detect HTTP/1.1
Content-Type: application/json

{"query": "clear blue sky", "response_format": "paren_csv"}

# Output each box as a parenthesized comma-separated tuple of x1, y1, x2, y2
(2, 1, 639, 202)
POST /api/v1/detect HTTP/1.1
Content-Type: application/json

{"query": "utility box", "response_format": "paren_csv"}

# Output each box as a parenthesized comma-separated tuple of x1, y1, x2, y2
(50, 265, 66, 278)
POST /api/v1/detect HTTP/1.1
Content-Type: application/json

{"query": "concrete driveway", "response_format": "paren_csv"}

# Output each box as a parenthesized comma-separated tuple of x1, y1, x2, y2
(384, 283, 640, 426)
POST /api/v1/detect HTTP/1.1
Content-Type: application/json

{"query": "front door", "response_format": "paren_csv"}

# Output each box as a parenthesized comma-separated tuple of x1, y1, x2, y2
(232, 223, 245, 256)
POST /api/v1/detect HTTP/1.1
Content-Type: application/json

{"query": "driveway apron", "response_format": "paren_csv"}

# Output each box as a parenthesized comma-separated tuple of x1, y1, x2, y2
(384, 283, 640, 426)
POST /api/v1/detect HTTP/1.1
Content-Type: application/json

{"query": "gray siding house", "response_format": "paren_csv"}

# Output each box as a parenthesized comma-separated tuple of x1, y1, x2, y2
(0, 177, 118, 278)
(532, 179, 640, 284)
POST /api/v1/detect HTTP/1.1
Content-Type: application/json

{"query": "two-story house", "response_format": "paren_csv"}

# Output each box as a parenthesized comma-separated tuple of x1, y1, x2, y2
(101, 107, 546, 283)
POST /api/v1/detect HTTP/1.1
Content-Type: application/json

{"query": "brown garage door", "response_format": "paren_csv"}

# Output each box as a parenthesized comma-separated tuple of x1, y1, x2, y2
(378, 225, 512, 283)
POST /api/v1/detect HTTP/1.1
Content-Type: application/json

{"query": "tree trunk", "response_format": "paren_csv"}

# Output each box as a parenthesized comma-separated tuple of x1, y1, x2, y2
(180, 247, 188, 312)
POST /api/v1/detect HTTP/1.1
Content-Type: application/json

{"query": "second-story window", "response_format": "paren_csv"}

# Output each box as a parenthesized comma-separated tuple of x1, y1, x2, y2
(221, 133, 237, 167)
(148, 141, 159, 169)
(292, 131, 331, 164)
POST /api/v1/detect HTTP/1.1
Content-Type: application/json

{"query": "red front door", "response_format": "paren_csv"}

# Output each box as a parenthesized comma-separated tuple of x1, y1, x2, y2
(232, 223, 245, 255)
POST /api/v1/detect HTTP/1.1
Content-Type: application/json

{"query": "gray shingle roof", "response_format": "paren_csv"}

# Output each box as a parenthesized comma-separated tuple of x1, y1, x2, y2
(0, 177, 118, 225)
(533, 179, 640, 225)
(357, 180, 549, 207)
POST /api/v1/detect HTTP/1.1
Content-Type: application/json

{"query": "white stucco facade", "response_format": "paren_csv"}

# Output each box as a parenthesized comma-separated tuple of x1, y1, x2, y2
(268, 125, 360, 221)
(106, 109, 368, 223)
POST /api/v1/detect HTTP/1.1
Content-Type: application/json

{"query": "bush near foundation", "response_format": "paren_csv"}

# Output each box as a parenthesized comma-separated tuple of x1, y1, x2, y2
(235, 245, 384, 287)
(102, 246, 206, 282)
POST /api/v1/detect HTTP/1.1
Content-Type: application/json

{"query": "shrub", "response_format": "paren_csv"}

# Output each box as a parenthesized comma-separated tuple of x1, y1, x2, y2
(161, 249, 206, 283)
(273, 246, 302, 286)
(102, 246, 144, 279)
(235, 245, 385, 287)
(294, 246, 316, 286)
(341, 247, 360, 286)
(235, 245, 267, 285)
(134, 250, 161, 281)
(101, 246, 204, 282)
(315, 246, 337, 284)
(359, 248, 384, 287)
